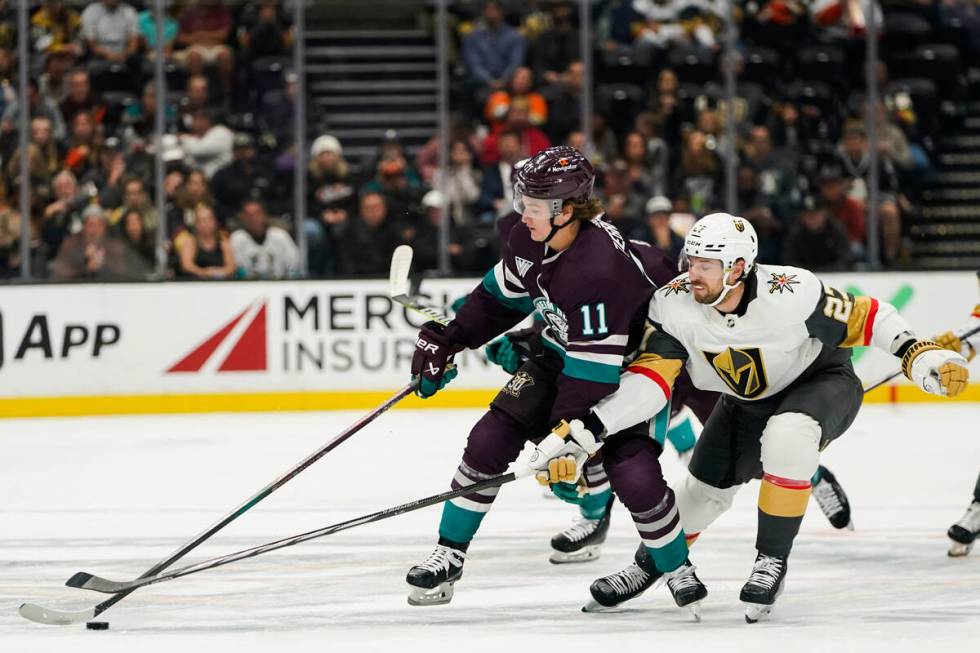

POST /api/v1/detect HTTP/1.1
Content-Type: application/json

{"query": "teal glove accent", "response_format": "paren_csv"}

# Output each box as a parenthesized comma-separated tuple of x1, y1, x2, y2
(550, 481, 585, 505)
(484, 336, 522, 374)
(416, 365, 459, 398)
(451, 295, 468, 314)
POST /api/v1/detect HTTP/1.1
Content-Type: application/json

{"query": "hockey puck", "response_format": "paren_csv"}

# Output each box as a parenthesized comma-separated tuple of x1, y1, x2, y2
(86, 621, 109, 630)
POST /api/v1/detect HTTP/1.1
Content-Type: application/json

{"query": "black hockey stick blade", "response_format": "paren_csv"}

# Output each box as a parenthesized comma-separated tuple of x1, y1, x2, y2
(71, 468, 531, 595)
(65, 572, 117, 592)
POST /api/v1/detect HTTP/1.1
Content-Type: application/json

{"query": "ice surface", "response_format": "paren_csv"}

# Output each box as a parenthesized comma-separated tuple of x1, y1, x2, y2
(1, 405, 978, 652)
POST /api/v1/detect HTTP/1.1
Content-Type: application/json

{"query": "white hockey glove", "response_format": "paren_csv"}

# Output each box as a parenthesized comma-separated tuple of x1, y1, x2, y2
(902, 340, 970, 398)
(527, 416, 602, 486)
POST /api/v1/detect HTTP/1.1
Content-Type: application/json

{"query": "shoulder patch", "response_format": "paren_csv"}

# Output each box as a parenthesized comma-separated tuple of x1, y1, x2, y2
(767, 272, 800, 295)
(514, 256, 533, 278)
(661, 276, 691, 296)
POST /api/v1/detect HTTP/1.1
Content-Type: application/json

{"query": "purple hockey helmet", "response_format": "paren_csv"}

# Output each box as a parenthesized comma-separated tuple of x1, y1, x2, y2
(513, 146, 595, 219)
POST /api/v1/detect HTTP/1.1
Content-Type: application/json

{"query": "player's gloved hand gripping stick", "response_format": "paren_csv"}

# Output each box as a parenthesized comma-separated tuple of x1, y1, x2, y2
(19, 248, 447, 626)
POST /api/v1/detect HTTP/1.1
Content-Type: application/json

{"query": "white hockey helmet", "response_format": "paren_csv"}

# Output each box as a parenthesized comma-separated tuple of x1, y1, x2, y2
(684, 212, 758, 276)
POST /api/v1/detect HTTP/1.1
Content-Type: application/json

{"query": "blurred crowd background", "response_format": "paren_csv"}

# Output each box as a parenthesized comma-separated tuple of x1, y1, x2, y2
(1, 0, 979, 282)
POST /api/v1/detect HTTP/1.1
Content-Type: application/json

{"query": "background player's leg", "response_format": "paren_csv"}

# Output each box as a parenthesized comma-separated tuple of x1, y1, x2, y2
(549, 458, 614, 564)
(947, 471, 980, 557)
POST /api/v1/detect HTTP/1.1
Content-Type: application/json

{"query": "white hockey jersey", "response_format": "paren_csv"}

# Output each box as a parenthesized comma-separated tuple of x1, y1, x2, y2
(593, 264, 915, 434)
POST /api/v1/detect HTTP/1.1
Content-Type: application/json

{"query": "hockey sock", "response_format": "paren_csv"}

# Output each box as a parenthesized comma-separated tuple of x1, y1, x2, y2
(665, 414, 697, 454)
(756, 473, 812, 558)
(633, 490, 688, 573)
(810, 466, 823, 485)
(579, 488, 613, 520)
(438, 462, 501, 544)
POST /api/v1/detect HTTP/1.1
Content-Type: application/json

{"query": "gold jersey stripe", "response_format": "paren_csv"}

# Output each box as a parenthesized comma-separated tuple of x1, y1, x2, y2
(841, 295, 876, 348)
(628, 353, 683, 386)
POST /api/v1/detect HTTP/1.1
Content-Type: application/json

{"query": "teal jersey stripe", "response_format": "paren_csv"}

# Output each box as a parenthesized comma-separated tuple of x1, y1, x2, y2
(543, 336, 620, 384)
(481, 268, 534, 315)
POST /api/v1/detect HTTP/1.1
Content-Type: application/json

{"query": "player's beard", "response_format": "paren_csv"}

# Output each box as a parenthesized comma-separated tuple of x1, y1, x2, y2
(693, 284, 724, 305)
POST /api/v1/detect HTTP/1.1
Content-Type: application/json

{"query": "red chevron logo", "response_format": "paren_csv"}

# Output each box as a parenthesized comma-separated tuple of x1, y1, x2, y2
(167, 301, 267, 373)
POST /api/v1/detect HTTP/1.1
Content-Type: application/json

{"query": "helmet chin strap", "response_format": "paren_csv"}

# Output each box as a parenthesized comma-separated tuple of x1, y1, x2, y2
(544, 212, 575, 244)
(705, 265, 748, 308)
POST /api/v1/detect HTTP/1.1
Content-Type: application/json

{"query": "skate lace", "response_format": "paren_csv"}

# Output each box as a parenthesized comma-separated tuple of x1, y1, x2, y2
(560, 518, 601, 543)
(666, 564, 700, 592)
(417, 545, 464, 574)
(606, 563, 650, 595)
(747, 555, 784, 591)
(812, 478, 844, 516)
(958, 501, 980, 531)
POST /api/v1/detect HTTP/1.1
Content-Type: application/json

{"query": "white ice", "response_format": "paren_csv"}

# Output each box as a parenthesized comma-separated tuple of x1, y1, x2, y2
(1, 404, 978, 652)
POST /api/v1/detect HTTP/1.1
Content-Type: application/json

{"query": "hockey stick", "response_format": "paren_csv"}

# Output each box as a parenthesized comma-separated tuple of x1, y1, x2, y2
(67, 467, 533, 595)
(390, 245, 452, 326)
(863, 323, 980, 393)
(21, 384, 417, 625)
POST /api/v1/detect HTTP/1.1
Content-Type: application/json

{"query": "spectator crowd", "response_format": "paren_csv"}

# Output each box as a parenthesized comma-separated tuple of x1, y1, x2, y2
(0, 0, 969, 281)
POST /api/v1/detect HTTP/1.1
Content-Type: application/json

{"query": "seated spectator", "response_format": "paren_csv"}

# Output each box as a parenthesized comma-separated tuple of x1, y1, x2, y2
(782, 196, 852, 271)
(169, 169, 213, 234)
(2, 78, 67, 143)
(743, 124, 797, 221)
(477, 129, 522, 222)
(52, 203, 128, 279)
(238, 0, 292, 61)
(736, 163, 782, 262)
(622, 131, 659, 201)
(0, 178, 21, 277)
(408, 190, 468, 273)
(817, 164, 865, 257)
(604, 192, 638, 237)
(339, 191, 403, 276)
(123, 82, 178, 146)
(211, 133, 274, 222)
(359, 145, 424, 223)
(541, 60, 583, 144)
(6, 116, 62, 198)
(64, 111, 102, 178)
(179, 74, 213, 132)
(59, 68, 105, 127)
(41, 168, 88, 256)
(80, 136, 126, 209)
(591, 112, 620, 169)
(136, 2, 178, 59)
(118, 207, 156, 273)
(230, 199, 300, 279)
(175, 203, 235, 280)
(179, 108, 233, 178)
(433, 138, 482, 226)
(305, 134, 355, 276)
(635, 195, 684, 263)
(80, 0, 140, 68)
(672, 129, 720, 215)
(39, 49, 75, 106)
(174, 0, 234, 94)
(110, 177, 158, 232)
(462, 0, 527, 94)
(484, 66, 548, 129)
(481, 101, 551, 164)
(32, 0, 83, 58)
(594, 0, 641, 51)
(529, 1, 579, 85)
(835, 121, 903, 263)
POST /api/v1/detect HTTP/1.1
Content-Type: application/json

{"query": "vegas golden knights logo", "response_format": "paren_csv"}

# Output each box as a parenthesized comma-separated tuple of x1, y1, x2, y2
(702, 347, 768, 398)
(502, 370, 535, 398)
(733, 219, 745, 232)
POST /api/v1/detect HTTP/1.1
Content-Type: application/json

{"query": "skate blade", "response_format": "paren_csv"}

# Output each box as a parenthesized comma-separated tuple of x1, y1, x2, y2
(407, 582, 455, 606)
(744, 602, 774, 624)
(947, 540, 974, 557)
(688, 601, 703, 622)
(581, 599, 618, 613)
(846, 520, 855, 531)
(550, 545, 601, 565)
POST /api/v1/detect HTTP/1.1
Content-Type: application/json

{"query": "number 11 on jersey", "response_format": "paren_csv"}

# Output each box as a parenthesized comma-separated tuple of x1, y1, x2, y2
(581, 303, 608, 336)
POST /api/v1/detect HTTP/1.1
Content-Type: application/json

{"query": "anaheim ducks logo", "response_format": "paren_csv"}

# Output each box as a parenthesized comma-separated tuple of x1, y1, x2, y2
(663, 277, 691, 296)
(502, 370, 535, 398)
(733, 219, 745, 232)
(702, 347, 768, 398)
(767, 272, 800, 295)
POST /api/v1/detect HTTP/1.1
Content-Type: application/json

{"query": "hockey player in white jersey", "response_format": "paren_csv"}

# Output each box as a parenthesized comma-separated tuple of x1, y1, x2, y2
(934, 276, 980, 557)
(579, 213, 970, 621)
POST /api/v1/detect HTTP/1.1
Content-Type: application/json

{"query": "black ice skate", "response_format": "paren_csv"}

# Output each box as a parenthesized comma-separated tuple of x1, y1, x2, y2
(811, 466, 853, 530)
(550, 495, 614, 564)
(740, 552, 788, 623)
(582, 544, 663, 612)
(947, 500, 980, 557)
(406, 544, 466, 606)
(664, 559, 708, 621)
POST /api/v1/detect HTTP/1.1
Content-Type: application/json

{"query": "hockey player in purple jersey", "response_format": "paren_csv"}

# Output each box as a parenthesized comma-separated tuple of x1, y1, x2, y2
(405, 146, 707, 617)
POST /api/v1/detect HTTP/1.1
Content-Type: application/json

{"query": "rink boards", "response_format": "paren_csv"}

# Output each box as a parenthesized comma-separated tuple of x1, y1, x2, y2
(0, 272, 977, 417)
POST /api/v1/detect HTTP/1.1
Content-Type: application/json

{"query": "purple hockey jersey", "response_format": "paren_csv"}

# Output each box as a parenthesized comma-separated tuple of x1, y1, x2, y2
(446, 216, 658, 422)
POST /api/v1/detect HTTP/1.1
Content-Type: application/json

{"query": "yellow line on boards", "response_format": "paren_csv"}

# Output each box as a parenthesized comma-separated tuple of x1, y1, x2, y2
(0, 386, 976, 419)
